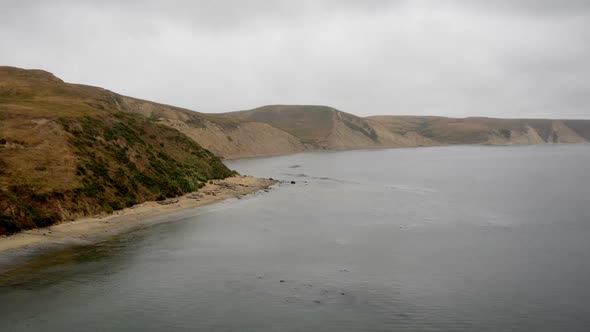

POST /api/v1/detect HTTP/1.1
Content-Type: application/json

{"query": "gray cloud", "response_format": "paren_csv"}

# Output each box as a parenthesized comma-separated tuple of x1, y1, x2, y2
(1, 0, 589, 118)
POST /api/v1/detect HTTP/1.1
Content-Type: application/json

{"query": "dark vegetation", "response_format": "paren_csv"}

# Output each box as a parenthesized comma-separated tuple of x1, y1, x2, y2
(499, 129, 512, 139)
(3, 66, 590, 234)
(341, 113, 378, 141)
(63, 112, 233, 201)
(518, 119, 557, 142)
(0, 67, 235, 235)
(0, 112, 234, 234)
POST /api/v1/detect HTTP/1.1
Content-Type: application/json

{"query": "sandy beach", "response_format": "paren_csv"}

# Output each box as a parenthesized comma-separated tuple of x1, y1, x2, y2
(0, 176, 275, 265)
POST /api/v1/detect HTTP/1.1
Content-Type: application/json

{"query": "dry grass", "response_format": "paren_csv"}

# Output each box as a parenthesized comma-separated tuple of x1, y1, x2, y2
(0, 118, 78, 192)
(366, 115, 587, 144)
(222, 105, 337, 142)
(0, 66, 235, 235)
(2, 65, 589, 234)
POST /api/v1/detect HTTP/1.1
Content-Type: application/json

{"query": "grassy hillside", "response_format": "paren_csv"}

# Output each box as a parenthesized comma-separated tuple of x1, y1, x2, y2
(1, 66, 588, 235)
(223, 105, 379, 147)
(224, 108, 590, 150)
(367, 115, 590, 145)
(224, 105, 337, 144)
(0, 66, 234, 235)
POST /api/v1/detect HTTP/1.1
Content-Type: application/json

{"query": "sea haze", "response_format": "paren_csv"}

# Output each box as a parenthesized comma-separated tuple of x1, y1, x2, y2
(1, 145, 589, 331)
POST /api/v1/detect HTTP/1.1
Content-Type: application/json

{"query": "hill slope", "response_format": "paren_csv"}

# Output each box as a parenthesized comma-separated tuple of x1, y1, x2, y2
(221, 106, 590, 154)
(367, 116, 590, 145)
(223, 105, 393, 151)
(0, 66, 234, 234)
(2, 66, 589, 233)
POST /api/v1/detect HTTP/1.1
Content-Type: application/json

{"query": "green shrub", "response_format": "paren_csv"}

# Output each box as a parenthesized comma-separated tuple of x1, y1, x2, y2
(0, 215, 22, 234)
(30, 193, 48, 202)
(76, 165, 87, 175)
(102, 203, 114, 214)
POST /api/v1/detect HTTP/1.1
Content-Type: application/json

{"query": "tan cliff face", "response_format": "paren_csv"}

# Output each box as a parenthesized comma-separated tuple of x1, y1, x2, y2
(2, 66, 588, 164)
(364, 116, 441, 148)
(487, 126, 546, 145)
(222, 110, 590, 157)
(485, 120, 587, 145)
(1, 66, 589, 234)
(122, 102, 590, 159)
(550, 121, 587, 143)
(158, 118, 306, 159)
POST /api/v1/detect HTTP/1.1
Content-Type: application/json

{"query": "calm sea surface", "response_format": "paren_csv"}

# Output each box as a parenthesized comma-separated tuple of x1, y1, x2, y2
(1, 145, 590, 331)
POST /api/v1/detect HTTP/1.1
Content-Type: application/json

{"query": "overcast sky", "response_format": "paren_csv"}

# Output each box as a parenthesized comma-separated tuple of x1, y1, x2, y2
(1, 0, 589, 118)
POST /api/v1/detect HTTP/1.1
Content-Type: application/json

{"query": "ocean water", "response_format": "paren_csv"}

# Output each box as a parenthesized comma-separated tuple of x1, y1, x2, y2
(1, 145, 590, 331)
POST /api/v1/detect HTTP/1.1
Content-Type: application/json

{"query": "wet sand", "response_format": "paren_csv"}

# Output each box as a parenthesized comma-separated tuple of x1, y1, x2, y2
(0, 176, 275, 266)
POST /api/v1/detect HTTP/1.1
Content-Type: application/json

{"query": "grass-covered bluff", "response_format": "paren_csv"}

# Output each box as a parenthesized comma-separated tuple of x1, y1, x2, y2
(0, 112, 234, 235)
(3, 65, 590, 234)
(0, 67, 235, 235)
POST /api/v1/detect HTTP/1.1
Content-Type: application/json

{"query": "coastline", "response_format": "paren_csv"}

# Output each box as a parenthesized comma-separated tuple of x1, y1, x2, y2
(0, 176, 275, 270)
(221, 142, 590, 161)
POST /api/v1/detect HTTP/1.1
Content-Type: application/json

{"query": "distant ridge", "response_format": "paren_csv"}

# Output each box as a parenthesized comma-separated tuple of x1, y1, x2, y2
(217, 105, 589, 155)
(1, 66, 589, 233)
